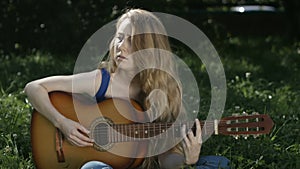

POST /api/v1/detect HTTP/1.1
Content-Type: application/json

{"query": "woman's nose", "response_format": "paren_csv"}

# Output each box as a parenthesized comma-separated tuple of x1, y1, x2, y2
(117, 40, 125, 52)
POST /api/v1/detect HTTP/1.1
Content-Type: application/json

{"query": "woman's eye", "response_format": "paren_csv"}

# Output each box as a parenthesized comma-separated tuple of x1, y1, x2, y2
(116, 35, 124, 42)
(115, 35, 131, 45)
(116, 37, 121, 42)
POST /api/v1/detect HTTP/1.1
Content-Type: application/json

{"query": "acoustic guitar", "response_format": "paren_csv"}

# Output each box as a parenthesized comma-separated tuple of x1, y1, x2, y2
(31, 92, 274, 169)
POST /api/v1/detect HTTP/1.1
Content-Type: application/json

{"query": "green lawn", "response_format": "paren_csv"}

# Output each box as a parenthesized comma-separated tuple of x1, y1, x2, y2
(0, 36, 299, 168)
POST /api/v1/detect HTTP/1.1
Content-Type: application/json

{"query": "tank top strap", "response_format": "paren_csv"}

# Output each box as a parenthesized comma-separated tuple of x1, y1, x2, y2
(95, 68, 110, 102)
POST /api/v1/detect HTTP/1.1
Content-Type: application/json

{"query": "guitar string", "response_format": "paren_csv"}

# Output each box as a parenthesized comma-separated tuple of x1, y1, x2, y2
(92, 120, 262, 143)
(91, 116, 261, 131)
(91, 121, 254, 133)
(92, 121, 225, 131)
(93, 124, 223, 141)
(91, 117, 262, 132)
(92, 122, 261, 138)
(93, 126, 261, 143)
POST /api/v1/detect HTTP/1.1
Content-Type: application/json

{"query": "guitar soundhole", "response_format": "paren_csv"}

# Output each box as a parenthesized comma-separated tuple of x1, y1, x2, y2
(94, 123, 109, 146)
(90, 117, 113, 151)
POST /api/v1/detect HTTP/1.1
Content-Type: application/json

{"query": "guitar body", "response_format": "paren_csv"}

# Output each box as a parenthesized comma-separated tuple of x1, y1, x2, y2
(31, 92, 147, 169)
(31, 92, 274, 169)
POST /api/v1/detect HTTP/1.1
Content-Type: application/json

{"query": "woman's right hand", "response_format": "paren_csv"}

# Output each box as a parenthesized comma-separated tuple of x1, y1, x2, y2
(25, 70, 102, 147)
(58, 118, 94, 147)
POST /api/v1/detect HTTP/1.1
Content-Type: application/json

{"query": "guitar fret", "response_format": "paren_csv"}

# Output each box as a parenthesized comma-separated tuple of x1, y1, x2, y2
(114, 125, 117, 143)
(133, 124, 136, 141)
(120, 125, 122, 141)
(123, 124, 125, 142)
(122, 124, 127, 141)
(132, 124, 134, 141)
(137, 124, 140, 138)
(111, 125, 113, 143)
(112, 125, 114, 143)
(152, 123, 155, 137)
(125, 124, 128, 142)
(159, 123, 161, 139)
(146, 123, 149, 136)
(177, 123, 180, 137)
(116, 125, 118, 142)
(115, 125, 117, 143)
(172, 123, 174, 139)
(152, 123, 156, 136)
(142, 123, 145, 138)
(135, 125, 137, 140)
(133, 124, 135, 140)
(118, 125, 120, 142)
(123, 124, 126, 142)
(109, 125, 111, 143)
(147, 123, 150, 137)
(124, 124, 127, 141)
(128, 124, 131, 141)
(134, 124, 137, 140)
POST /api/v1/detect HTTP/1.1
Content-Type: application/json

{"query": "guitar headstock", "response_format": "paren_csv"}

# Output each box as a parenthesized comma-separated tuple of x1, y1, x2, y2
(219, 112, 274, 139)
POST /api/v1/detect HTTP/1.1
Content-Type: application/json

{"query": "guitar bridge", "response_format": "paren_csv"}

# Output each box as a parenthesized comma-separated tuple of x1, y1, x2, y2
(55, 128, 65, 163)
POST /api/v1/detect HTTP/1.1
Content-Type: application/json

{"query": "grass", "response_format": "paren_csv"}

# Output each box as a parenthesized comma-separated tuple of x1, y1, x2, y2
(0, 36, 299, 168)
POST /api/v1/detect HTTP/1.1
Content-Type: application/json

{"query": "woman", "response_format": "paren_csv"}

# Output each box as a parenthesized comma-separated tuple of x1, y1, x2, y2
(25, 9, 229, 169)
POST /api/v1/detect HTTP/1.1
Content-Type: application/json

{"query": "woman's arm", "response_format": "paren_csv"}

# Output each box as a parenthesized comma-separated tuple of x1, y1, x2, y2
(24, 69, 102, 146)
(158, 119, 202, 169)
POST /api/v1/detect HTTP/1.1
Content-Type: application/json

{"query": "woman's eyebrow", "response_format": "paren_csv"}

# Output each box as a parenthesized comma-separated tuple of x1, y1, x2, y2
(117, 33, 132, 38)
(116, 32, 124, 36)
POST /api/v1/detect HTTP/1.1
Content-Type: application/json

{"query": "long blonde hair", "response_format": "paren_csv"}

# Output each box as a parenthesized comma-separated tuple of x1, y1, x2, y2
(100, 9, 183, 168)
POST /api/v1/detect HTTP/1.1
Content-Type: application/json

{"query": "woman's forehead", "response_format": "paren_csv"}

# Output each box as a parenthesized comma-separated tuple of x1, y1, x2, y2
(117, 18, 132, 36)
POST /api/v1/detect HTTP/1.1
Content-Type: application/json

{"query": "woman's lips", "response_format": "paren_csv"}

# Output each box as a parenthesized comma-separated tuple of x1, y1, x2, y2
(117, 55, 127, 60)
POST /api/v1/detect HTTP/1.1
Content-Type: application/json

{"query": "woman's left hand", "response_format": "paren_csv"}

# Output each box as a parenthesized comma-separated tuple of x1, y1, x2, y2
(181, 119, 202, 165)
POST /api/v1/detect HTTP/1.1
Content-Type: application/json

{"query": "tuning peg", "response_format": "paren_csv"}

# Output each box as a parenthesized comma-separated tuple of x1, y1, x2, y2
(232, 135, 239, 139)
(242, 111, 248, 115)
(232, 113, 239, 117)
(253, 134, 260, 138)
(243, 134, 249, 139)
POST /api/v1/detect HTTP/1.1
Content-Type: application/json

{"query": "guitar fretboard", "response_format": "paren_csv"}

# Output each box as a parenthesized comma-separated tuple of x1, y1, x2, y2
(92, 121, 216, 143)
(91, 113, 272, 145)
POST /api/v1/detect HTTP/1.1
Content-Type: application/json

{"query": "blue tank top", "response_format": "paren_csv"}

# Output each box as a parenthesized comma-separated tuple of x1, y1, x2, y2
(95, 69, 110, 102)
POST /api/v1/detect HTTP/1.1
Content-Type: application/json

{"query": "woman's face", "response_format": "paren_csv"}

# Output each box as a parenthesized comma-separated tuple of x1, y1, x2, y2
(114, 18, 135, 71)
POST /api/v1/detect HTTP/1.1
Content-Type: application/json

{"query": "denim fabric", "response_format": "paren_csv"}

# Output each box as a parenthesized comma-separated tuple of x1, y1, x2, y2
(81, 161, 113, 169)
(194, 156, 230, 169)
(81, 156, 230, 169)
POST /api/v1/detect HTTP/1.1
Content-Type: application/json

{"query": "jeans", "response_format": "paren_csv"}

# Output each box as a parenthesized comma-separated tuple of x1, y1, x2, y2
(81, 161, 113, 169)
(81, 156, 230, 169)
(193, 156, 230, 169)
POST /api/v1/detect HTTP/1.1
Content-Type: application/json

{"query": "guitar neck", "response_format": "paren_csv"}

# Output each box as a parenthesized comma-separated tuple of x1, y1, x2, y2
(93, 113, 273, 143)
(100, 120, 214, 143)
